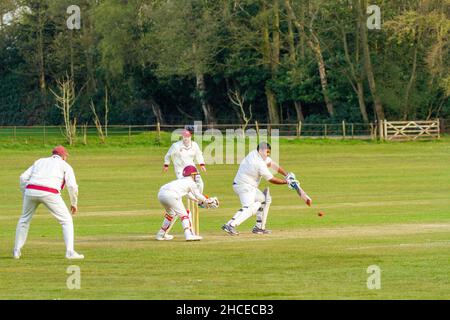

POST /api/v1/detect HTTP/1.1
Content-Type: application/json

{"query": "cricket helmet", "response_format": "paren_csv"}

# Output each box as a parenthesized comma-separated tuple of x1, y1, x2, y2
(182, 165, 198, 177)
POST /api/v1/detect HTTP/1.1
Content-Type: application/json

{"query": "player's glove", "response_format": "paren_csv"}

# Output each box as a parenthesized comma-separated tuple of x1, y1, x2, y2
(287, 179, 300, 191)
(285, 172, 296, 181)
(199, 194, 209, 208)
(285, 172, 299, 190)
(205, 197, 219, 209)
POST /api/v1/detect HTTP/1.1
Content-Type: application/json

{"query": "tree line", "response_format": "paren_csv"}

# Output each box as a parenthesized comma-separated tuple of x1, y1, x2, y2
(0, 0, 449, 126)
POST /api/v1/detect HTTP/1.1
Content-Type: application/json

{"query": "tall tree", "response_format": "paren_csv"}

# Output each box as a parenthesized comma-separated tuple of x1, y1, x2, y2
(330, 0, 369, 122)
(16, 1, 50, 94)
(284, 0, 335, 117)
(358, 0, 385, 121)
(284, 0, 305, 122)
(146, 0, 222, 124)
(261, 0, 281, 124)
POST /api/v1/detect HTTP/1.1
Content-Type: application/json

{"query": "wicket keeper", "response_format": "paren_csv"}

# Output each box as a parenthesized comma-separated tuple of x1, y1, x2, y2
(156, 165, 219, 241)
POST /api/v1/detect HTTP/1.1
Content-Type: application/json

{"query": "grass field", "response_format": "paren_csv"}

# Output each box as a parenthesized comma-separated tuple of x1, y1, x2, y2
(1, 138, 449, 300)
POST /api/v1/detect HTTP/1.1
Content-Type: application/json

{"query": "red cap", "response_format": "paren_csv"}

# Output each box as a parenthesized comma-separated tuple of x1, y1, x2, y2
(181, 129, 192, 138)
(52, 145, 69, 157)
(182, 165, 198, 177)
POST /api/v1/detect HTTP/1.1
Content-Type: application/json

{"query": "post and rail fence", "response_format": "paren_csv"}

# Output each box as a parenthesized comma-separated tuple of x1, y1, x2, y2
(0, 119, 445, 145)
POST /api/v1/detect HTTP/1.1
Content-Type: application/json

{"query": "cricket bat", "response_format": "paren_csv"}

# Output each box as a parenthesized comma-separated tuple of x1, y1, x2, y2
(293, 182, 312, 207)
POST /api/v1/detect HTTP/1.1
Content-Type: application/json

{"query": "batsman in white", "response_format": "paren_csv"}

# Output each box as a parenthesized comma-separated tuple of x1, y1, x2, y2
(222, 142, 300, 235)
(13, 146, 84, 260)
(156, 165, 219, 241)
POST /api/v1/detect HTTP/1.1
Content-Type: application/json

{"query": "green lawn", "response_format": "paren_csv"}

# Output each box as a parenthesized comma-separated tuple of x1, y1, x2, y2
(1, 138, 449, 299)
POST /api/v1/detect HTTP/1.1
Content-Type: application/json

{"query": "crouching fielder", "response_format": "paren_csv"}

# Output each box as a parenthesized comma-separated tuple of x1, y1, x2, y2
(222, 142, 299, 236)
(13, 146, 84, 260)
(156, 165, 219, 241)
(162, 128, 206, 234)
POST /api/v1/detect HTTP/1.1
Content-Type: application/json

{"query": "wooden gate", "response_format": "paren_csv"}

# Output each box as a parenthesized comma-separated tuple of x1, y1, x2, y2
(383, 120, 440, 141)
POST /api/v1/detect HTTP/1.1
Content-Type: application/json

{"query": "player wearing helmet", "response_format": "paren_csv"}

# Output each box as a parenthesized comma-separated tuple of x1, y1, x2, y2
(156, 165, 219, 241)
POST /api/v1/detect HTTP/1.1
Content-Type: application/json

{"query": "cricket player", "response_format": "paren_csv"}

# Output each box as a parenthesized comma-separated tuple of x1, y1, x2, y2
(222, 142, 299, 235)
(156, 165, 219, 241)
(13, 146, 84, 260)
(163, 128, 206, 192)
(162, 127, 207, 236)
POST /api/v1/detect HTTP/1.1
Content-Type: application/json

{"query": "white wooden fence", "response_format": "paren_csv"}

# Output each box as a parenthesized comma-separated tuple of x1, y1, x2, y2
(381, 120, 440, 141)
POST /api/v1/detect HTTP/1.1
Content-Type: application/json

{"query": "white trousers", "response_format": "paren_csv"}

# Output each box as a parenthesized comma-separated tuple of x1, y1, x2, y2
(228, 184, 266, 227)
(157, 189, 193, 237)
(14, 189, 74, 253)
(234, 184, 266, 207)
(158, 190, 188, 217)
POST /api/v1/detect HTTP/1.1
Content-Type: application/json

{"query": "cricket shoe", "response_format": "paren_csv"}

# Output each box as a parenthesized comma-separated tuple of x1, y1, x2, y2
(186, 234, 203, 241)
(13, 249, 21, 259)
(252, 226, 272, 235)
(156, 232, 174, 241)
(222, 224, 239, 236)
(66, 251, 85, 260)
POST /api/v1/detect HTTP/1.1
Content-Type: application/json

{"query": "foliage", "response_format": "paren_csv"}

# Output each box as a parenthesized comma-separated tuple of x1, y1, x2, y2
(0, 0, 449, 125)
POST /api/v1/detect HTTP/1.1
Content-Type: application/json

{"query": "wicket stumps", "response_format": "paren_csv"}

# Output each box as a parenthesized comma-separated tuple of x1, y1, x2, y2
(187, 199, 200, 236)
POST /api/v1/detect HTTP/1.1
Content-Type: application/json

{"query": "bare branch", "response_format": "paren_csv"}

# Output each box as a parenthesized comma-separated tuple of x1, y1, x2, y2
(90, 100, 106, 144)
(51, 74, 77, 145)
(227, 88, 253, 134)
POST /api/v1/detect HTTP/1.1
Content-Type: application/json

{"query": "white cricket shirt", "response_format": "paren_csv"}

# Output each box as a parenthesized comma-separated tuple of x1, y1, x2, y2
(159, 177, 206, 202)
(233, 150, 274, 187)
(164, 140, 205, 177)
(20, 155, 79, 206)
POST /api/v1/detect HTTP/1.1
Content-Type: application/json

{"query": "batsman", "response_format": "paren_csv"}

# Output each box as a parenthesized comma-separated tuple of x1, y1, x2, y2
(222, 142, 307, 236)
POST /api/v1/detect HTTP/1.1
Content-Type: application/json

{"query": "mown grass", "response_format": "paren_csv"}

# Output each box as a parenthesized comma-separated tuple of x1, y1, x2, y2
(0, 138, 449, 299)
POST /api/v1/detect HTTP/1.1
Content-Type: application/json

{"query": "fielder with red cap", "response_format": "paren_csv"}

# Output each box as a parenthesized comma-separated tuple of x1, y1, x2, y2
(163, 128, 206, 190)
(13, 146, 84, 260)
(156, 165, 219, 241)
